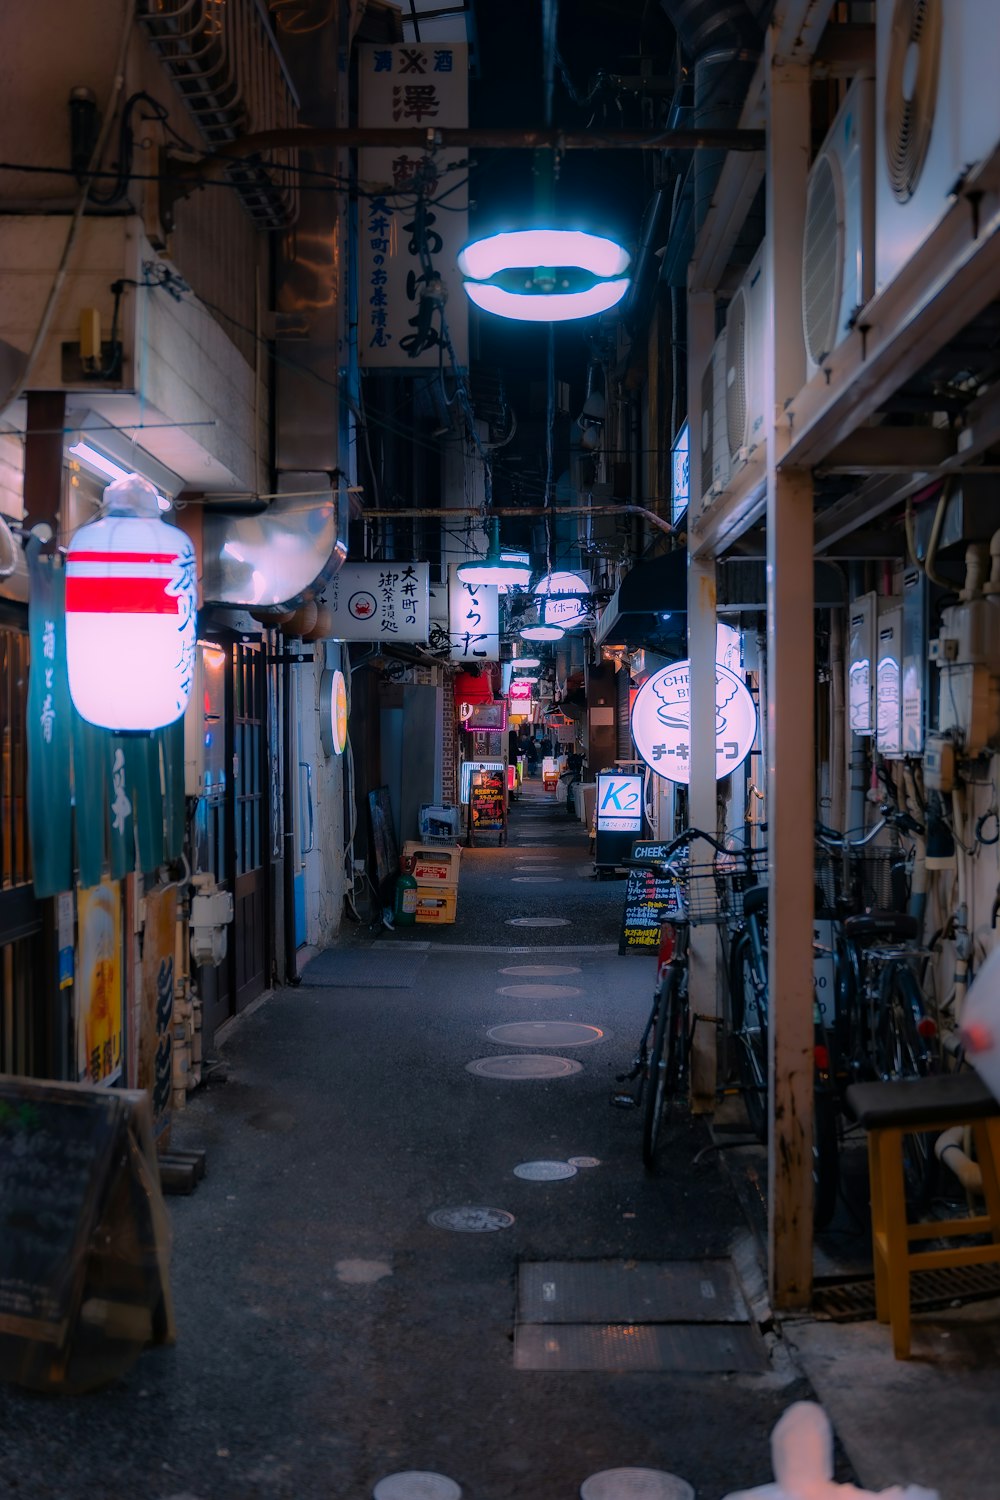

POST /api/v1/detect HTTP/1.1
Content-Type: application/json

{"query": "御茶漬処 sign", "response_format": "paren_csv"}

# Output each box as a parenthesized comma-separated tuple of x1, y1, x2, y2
(325, 563, 430, 643)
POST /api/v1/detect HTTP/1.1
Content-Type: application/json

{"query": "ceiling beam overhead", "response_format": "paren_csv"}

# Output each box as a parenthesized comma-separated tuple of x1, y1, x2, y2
(770, 0, 839, 66)
(817, 426, 958, 475)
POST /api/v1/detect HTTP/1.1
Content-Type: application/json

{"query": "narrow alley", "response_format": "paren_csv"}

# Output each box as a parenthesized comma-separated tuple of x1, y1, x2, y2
(0, 785, 813, 1500)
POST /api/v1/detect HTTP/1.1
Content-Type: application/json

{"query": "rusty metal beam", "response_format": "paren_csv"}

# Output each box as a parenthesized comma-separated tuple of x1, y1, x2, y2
(360, 503, 673, 535)
(817, 426, 957, 474)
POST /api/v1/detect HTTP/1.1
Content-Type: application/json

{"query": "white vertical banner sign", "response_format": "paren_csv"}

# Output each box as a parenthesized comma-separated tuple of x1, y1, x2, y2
(358, 43, 469, 368)
(448, 564, 499, 662)
(326, 562, 430, 642)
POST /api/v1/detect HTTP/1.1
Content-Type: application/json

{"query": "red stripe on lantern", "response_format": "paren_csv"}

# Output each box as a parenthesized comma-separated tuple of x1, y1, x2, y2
(65, 577, 181, 614)
(69, 550, 181, 565)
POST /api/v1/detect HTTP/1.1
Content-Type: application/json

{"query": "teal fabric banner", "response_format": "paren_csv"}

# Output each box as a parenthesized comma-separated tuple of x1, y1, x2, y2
(71, 711, 108, 892)
(126, 733, 163, 876)
(26, 549, 73, 898)
(107, 734, 137, 882)
(161, 719, 186, 862)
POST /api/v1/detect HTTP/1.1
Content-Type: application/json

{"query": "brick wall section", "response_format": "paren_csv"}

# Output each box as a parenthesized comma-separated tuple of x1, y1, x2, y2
(441, 677, 458, 805)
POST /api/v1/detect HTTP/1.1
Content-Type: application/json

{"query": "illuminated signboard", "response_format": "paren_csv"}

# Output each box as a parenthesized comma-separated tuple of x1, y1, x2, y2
(631, 660, 757, 783)
(320, 669, 348, 756)
(596, 772, 643, 833)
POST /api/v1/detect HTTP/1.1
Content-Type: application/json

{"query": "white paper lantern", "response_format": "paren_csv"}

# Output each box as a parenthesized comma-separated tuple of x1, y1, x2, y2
(65, 476, 197, 731)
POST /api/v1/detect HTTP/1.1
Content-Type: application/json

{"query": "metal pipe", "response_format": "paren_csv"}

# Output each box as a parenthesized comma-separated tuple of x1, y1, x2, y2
(357, 504, 673, 535)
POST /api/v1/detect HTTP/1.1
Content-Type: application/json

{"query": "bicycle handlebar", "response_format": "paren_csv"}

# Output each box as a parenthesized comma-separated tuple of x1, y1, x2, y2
(623, 825, 753, 877)
(815, 804, 923, 851)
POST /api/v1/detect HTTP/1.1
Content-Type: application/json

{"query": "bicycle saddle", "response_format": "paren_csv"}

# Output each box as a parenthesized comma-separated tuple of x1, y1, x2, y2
(842, 910, 919, 944)
(742, 884, 768, 919)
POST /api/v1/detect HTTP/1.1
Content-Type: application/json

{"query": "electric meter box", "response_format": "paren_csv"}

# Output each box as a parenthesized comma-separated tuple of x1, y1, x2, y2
(875, 603, 903, 758)
(848, 592, 876, 736)
(901, 568, 930, 755)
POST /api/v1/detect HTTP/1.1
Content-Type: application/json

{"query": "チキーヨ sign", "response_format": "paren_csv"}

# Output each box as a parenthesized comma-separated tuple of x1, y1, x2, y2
(630, 660, 757, 783)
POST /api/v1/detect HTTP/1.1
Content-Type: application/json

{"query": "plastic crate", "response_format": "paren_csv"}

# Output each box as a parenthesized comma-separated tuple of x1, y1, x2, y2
(414, 887, 458, 924)
(402, 841, 462, 886)
(418, 804, 461, 843)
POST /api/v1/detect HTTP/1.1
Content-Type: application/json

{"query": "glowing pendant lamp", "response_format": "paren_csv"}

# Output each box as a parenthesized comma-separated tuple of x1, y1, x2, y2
(456, 518, 532, 587)
(65, 474, 197, 731)
(458, 228, 631, 323)
(512, 656, 541, 669)
(520, 622, 564, 642)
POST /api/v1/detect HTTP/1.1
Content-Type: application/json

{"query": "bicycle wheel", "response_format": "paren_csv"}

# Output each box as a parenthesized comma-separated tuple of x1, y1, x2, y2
(731, 934, 768, 1143)
(642, 963, 685, 1169)
(876, 961, 936, 1209)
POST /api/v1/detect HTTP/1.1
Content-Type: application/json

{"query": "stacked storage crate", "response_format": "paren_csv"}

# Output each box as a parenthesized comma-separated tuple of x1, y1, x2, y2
(402, 839, 462, 925)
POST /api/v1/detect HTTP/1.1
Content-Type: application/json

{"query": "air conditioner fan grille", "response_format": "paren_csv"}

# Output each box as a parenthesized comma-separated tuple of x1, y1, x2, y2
(884, 0, 942, 203)
(803, 151, 843, 368)
(725, 290, 747, 461)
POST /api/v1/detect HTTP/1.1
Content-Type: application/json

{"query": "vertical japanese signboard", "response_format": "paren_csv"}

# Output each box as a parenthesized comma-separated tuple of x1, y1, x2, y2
(138, 885, 176, 1141)
(325, 562, 430, 643)
(358, 43, 469, 368)
(448, 565, 499, 662)
(26, 550, 73, 898)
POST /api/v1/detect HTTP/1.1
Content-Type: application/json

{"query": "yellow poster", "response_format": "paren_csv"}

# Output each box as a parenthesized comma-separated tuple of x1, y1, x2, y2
(76, 880, 123, 1086)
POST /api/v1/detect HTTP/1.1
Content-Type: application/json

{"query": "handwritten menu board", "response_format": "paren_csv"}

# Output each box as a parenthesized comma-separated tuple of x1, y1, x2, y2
(469, 771, 506, 845)
(0, 1079, 174, 1394)
(619, 842, 683, 955)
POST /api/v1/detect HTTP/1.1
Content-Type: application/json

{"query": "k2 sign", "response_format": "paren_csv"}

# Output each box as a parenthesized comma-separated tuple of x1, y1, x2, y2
(596, 773, 643, 833)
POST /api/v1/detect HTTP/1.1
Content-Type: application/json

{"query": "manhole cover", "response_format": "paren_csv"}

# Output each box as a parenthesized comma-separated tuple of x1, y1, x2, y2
(507, 917, 571, 928)
(568, 1156, 602, 1169)
(512, 877, 564, 884)
(488, 1022, 603, 1048)
(466, 1055, 583, 1079)
(373, 1473, 463, 1500)
(497, 983, 583, 999)
(580, 1470, 694, 1500)
(500, 965, 581, 976)
(427, 1207, 515, 1233)
(514, 1160, 578, 1181)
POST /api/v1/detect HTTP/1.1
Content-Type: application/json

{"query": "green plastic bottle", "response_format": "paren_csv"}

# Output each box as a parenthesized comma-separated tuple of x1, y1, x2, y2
(393, 856, 418, 926)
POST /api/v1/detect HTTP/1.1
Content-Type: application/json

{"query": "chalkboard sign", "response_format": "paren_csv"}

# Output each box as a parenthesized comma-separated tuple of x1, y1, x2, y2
(0, 1085, 123, 1338)
(618, 842, 683, 955)
(368, 787, 400, 895)
(0, 1078, 174, 1394)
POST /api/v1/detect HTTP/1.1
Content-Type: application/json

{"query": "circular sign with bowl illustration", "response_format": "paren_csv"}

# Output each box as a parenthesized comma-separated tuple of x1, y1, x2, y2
(631, 659, 757, 783)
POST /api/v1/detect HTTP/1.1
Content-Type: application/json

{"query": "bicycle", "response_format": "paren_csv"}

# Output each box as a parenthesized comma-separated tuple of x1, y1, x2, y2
(725, 850, 841, 1229)
(815, 809, 940, 1207)
(611, 826, 743, 1170)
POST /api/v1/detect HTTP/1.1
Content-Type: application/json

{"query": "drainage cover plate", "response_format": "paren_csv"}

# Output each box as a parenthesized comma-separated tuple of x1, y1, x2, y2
(499, 965, 581, 976)
(373, 1474, 463, 1500)
(496, 984, 583, 999)
(507, 917, 571, 927)
(514, 1322, 767, 1372)
(513, 1160, 578, 1181)
(580, 1470, 694, 1500)
(466, 1055, 583, 1079)
(518, 1260, 749, 1324)
(488, 1022, 603, 1048)
(428, 1207, 514, 1233)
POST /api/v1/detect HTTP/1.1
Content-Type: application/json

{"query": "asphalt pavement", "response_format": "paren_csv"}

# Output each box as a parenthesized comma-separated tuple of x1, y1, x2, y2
(1, 779, 997, 1499)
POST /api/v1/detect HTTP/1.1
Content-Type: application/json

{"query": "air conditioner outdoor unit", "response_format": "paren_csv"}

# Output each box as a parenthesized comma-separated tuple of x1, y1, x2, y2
(698, 333, 729, 510)
(802, 75, 875, 381)
(876, 0, 1000, 294)
(725, 243, 767, 472)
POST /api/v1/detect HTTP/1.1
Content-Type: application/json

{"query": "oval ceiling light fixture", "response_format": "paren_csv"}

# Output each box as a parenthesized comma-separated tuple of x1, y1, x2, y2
(520, 623, 565, 642)
(456, 518, 533, 587)
(458, 228, 632, 324)
(512, 657, 542, 670)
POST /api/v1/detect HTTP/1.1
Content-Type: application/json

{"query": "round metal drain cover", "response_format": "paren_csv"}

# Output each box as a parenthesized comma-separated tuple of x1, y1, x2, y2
(500, 964, 581, 976)
(427, 1207, 514, 1233)
(512, 877, 564, 884)
(373, 1473, 462, 1500)
(580, 1470, 694, 1500)
(497, 983, 583, 999)
(507, 917, 571, 928)
(568, 1156, 602, 1169)
(466, 1054, 583, 1079)
(514, 1160, 578, 1181)
(488, 1022, 603, 1048)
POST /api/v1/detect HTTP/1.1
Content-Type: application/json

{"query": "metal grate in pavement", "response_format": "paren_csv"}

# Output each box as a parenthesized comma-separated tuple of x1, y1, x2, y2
(518, 1260, 749, 1324)
(513, 1321, 768, 1372)
(813, 1262, 1000, 1322)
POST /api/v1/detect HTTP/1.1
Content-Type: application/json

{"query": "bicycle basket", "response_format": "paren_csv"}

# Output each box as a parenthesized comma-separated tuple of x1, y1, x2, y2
(674, 856, 765, 926)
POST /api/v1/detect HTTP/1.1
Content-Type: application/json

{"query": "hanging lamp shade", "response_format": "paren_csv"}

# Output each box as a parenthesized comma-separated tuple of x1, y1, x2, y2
(456, 518, 532, 586)
(65, 475, 197, 731)
(519, 623, 565, 642)
(458, 228, 631, 323)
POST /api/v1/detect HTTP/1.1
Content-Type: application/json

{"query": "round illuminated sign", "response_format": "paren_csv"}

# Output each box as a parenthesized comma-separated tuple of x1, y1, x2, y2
(320, 668, 349, 756)
(631, 660, 757, 783)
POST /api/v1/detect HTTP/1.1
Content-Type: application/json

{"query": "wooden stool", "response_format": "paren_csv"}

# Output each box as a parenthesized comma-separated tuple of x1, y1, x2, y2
(845, 1072, 1000, 1358)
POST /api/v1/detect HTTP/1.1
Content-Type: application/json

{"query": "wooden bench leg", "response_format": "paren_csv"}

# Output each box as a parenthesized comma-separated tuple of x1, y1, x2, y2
(974, 1118, 1000, 1241)
(880, 1127, 913, 1359)
(868, 1132, 890, 1324)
